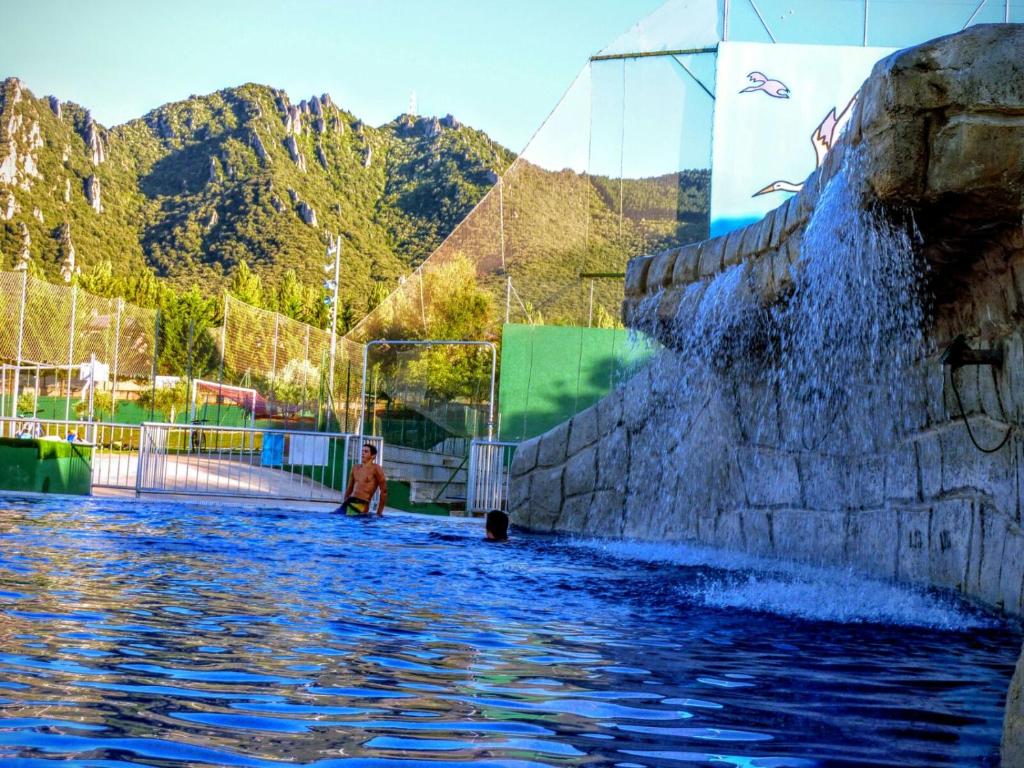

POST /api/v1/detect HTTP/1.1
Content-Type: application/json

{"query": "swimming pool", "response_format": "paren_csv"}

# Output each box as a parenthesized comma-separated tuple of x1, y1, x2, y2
(0, 497, 1018, 767)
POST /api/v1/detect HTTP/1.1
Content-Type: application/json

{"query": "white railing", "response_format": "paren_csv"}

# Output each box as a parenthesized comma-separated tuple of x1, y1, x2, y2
(134, 423, 383, 503)
(466, 439, 518, 514)
(0, 417, 142, 489)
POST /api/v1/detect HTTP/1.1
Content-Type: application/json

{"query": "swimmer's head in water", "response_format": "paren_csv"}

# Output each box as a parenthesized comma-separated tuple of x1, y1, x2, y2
(485, 510, 509, 541)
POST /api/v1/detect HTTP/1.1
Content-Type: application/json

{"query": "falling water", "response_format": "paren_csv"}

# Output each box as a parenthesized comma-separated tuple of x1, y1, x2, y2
(626, 148, 928, 527)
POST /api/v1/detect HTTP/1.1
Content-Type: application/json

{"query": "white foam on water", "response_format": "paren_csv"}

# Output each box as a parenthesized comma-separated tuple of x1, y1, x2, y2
(569, 537, 992, 630)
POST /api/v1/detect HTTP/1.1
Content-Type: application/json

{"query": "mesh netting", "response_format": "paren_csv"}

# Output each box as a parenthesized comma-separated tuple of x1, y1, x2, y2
(345, 50, 715, 344)
(220, 293, 364, 429)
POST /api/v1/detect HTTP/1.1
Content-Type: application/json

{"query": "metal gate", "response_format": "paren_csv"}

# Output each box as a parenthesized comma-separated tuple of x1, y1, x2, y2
(134, 423, 383, 502)
(0, 416, 384, 503)
(466, 439, 517, 514)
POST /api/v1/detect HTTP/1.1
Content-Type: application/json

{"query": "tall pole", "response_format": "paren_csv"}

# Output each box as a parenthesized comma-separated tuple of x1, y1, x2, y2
(217, 293, 228, 427)
(12, 270, 27, 418)
(111, 298, 123, 419)
(327, 234, 341, 431)
(723, 0, 730, 41)
(863, 0, 869, 46)
(64, 283, 78, 422)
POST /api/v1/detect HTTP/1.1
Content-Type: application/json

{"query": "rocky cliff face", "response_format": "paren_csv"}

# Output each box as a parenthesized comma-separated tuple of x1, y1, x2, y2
(0, 77, 514, 311)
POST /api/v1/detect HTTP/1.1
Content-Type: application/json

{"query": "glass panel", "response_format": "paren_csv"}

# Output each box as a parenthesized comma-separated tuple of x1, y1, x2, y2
(757, 0, 865, 45)
(869, 0, 1006, 47)
(598, 0, 724, 56)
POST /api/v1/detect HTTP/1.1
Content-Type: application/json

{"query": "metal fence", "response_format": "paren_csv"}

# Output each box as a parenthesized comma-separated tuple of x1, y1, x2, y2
(0, 271, 366, 432)
(0, 271, 156, 421)
(466, 439, 518, 514)
(135, 423, 383, 503)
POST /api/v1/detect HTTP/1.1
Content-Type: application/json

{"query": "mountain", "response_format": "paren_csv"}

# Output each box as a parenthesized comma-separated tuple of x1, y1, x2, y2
(0, 77, 514, 325)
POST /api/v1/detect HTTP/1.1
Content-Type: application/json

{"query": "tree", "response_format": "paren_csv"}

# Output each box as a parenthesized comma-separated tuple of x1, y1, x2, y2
(230, 260, 263, 307)
(137, 379, 189, 422)
(17, 388, 36, 416)
(157, 286, 220, 379)
(74, 391, 113, 421)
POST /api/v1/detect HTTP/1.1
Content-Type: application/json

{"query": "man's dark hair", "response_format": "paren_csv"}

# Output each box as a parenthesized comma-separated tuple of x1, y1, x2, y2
(486, 510, 509, 541)
(363, 443, 378, 457)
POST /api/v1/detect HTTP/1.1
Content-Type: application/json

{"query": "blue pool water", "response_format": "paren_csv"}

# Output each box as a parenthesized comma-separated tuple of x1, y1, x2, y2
(0, 497, 1019, 767)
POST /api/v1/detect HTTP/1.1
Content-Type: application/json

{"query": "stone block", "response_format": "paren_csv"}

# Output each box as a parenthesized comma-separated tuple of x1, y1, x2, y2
(971, 505, 1010, 608)
(750, 253, 775, 303)
(565, 444, 598, 498)
(999, 525, 1024, 614)
(672, 242, 703, 286)
(625, 256, 653, 298)
(915, 433, 942, 501)
(739, 508, 774, 557)
(721, 229, 745, 268)
(770, 199, 790, 244)
(537, 420, 570, 468)
(845, 508, 898, 578)
(771, 509, 846, 565)
(623, 371, 654, 432)
(851, 457, 885, 510)
(927, 499, 972, 593)
(647, 248, 679, 289)
(568, 405, 599, 455)
(507, 473, 532, 516)
(737, 446, 801, 508)
(698, 237, 724, 278)
(756, 208, 777, 254)
(709, 508, 745, 551)
(596, 390, 624, 436)
(940, 420, 1015, 512)
(883, 443, 919, 503)
(596, 426, 628, 491)
(589, 490, 625, 538)
(556, 492, 592, 534)
(738, 220, 763, 260)
(800, 454, 851, 511)
(525, 465, 564, 532)
(896, 507, 931, 585)
(510, 437, 539, 477)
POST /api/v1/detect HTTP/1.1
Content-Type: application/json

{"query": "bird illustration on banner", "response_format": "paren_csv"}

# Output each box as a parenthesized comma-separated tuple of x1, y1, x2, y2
(740, 71, 791, 99)
(753, 93, 859, 197)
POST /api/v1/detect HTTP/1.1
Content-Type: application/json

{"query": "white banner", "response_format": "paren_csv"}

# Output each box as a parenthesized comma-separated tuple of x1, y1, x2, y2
(710, 41, 893, 238)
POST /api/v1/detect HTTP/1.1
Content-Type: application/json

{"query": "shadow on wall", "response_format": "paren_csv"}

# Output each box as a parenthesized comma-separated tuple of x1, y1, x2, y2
(498, 324, 654, 443)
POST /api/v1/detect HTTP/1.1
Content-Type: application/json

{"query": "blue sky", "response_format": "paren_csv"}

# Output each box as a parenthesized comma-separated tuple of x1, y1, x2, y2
(0, 0, 664, 152)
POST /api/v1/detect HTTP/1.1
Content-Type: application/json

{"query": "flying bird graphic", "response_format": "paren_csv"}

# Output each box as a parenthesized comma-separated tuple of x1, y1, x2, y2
(740, 71, 790, 99)
(753, 93, 858, 197)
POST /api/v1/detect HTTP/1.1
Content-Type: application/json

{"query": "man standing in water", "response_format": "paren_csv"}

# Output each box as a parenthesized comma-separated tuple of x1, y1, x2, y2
(337, 443, 387, 516)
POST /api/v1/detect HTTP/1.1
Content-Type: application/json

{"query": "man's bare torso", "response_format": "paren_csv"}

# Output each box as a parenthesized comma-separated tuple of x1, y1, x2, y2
(351, 462, 384, 500)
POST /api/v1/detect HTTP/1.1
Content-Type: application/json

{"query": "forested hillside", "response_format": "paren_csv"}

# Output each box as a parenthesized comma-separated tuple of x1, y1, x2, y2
(0, 77, 513, 329)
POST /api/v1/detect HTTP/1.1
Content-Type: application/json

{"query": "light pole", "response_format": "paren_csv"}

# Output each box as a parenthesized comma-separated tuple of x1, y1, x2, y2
(323, 234, 342, 431)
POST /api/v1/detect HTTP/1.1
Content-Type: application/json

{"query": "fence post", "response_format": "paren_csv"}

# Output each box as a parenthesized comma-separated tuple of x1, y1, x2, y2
(134, 422, 147, 496)
(270, 313, 279, 412)
(149, 310, 160, 420)
(217, 293, 228, 427)
(64, 283, 78, 422)
(11, 270, 27, 419)
(111, 298, 123, 419)
(467, 440, 478, 513)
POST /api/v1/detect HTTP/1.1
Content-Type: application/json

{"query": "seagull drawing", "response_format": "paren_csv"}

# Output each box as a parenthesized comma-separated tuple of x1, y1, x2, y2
(740, 71, 790, 99)
(753, 93, 859, 197)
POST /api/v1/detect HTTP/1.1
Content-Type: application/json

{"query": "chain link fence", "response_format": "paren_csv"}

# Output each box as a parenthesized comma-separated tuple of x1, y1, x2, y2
(0, 270, 362, 431)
